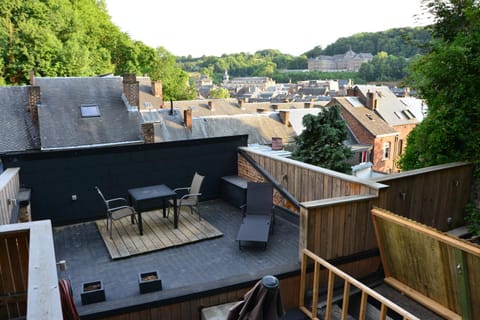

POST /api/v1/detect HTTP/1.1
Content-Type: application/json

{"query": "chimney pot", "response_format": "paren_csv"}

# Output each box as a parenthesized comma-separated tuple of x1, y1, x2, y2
(271, 137, 283, 150)
(141, 122, 155, 144)
(184, 108, 192, 130)
(279, 110, 290, 126)
(152, 80, 163, 99)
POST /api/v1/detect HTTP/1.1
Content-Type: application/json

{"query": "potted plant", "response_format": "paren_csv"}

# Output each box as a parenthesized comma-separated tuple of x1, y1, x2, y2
(81, 280, 105, 305)
(138, 270, 162, 294)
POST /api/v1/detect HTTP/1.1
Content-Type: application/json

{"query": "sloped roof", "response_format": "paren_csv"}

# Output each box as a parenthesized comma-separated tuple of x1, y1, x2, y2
(399, 97, 428, 121)
(149, 109, 297, 145)
(35, 77, 143, 150)
(354, 85, 419, 127)
(163, 99, 313, 117)
(333, 97, 398, 137)
(0, 86, 39, 153)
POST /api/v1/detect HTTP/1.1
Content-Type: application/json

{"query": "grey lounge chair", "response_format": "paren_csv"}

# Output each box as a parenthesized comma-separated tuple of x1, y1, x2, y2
(95, 186, 136, 238)
(236, 182, 274, 250)
(168, 172, 205, 220)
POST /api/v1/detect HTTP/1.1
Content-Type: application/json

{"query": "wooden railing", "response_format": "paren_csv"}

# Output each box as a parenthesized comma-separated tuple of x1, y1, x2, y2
(238, 147, 385, 203)
(0, 220, 62, 319)
(0, 168, 20, 225)
(299, 248, 421, 320)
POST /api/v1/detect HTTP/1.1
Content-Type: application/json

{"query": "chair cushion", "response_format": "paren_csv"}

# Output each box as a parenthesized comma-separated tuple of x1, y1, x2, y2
(111, 207, 135, 220)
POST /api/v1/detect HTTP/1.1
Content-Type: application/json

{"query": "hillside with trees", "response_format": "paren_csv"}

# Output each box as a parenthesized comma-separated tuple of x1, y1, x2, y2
(177, 27, 431, 85)
(0, 0, 195, 100)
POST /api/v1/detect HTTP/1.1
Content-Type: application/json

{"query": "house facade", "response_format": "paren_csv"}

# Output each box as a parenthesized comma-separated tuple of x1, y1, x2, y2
(308, 50, 373, 72)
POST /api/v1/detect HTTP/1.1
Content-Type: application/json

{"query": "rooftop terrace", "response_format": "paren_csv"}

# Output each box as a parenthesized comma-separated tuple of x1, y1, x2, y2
(53, 199, 300, 318)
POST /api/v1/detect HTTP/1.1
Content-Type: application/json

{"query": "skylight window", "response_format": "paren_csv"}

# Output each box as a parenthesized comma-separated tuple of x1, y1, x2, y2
(80, 104, 101, 118)
(402, 109, 416, 119)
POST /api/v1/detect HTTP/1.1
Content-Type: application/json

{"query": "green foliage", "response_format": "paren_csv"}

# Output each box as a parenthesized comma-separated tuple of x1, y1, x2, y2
(0, 0, 194, 101)
(178, 27, 430, 85)
(357, 52, 410, 83)
(465, 202, 480, 237)
(208, 88, 230, 99)
(291, 106, 353, 173)
(399, 0, 480, 171)
(306, 27, 431, 58)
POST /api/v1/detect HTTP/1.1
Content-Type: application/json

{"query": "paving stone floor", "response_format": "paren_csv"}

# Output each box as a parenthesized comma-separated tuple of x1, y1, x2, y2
(53, 199, 300, 317)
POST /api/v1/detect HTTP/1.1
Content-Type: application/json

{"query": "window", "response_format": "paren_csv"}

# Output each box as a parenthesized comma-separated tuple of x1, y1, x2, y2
(80, 104, 100, 118)
(383, 142, 391, 160)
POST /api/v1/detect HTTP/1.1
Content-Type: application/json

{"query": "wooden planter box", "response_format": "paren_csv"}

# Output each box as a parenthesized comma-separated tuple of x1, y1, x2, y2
(81, 280, 105, 305)
(138, 271, 162, 294)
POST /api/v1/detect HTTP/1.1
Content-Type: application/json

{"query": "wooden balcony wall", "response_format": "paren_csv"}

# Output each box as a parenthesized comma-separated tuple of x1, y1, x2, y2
(373, 161, 473, 231)
(238, 147, 382, 204)
(372, 207, 480, 320)
(100, 274, 302, 320)
(0, 220, 62, 320)
(238, 151, 473, 274)
(0, 168, 20, 226)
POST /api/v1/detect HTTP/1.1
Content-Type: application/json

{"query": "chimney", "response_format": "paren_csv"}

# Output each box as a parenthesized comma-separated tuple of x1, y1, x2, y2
(29, 70, 35, 86)
(184, 108, 192, 131)
(141, 123, 155, 144)
(271, 137, 283, 150)
(123, 73, 139, 108)
(304, 102, 311, 109)
(279, 110, 290, 126)
(367, 91, 377, 110)
(28, 86, 41, 127)
(152, 80, 163, 98)
(208, 100, 214, 111)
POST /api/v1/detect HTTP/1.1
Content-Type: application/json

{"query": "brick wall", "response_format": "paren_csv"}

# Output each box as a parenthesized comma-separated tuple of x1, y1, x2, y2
(141, 123, 155, 144)
(28, 86, 41, 126)
(123, 73, 139, 107)
(237, 154, 299, 214)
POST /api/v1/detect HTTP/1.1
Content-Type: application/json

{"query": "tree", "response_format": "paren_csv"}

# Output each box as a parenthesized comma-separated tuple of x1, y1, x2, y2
(208, 88, 230, 99)
(150, 47, 196, 101)
(291, 106, 353, 173)
(399, 0, 480, 170)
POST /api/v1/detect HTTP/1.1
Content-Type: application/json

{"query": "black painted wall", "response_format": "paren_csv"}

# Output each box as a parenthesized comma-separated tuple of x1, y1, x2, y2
(2, 135, 247, 226)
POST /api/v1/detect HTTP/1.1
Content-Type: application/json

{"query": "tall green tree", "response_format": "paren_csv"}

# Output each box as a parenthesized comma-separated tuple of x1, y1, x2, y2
(150, 47, 196, 101)
(399, 0, 480, 170)
(291, 106, 353, 173)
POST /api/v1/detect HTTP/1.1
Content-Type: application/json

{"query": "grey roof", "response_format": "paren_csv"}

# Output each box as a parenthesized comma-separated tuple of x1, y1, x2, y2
(0, 86, 38, 153)
(162, 99, 312, 117)
(355, 85, 419, 127)
(150, 109, 297, 145)
(399, 97, 428, 121)
(35, 77, 143, 150)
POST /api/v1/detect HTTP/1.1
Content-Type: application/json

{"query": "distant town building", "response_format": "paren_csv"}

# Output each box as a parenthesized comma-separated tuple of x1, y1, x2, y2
(222, 70, 276, 92)
(308, 50, 373, 72)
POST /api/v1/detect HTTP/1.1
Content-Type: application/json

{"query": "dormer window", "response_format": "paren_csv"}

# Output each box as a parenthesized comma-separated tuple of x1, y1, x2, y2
(80, 104, 100, 118)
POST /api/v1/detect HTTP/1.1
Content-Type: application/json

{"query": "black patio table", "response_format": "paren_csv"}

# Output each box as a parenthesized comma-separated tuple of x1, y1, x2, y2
(128, 184, 178, 235)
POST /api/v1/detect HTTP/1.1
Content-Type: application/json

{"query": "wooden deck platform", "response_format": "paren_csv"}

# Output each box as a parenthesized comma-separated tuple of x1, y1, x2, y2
(95, 208, 223, 259)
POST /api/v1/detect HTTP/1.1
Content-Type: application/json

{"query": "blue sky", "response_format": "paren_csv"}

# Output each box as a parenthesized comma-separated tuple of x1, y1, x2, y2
(105, 0, 431, 58)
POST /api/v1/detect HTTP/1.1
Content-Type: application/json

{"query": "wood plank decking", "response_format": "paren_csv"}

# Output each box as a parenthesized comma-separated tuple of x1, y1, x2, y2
(95, 209, 223, 259)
